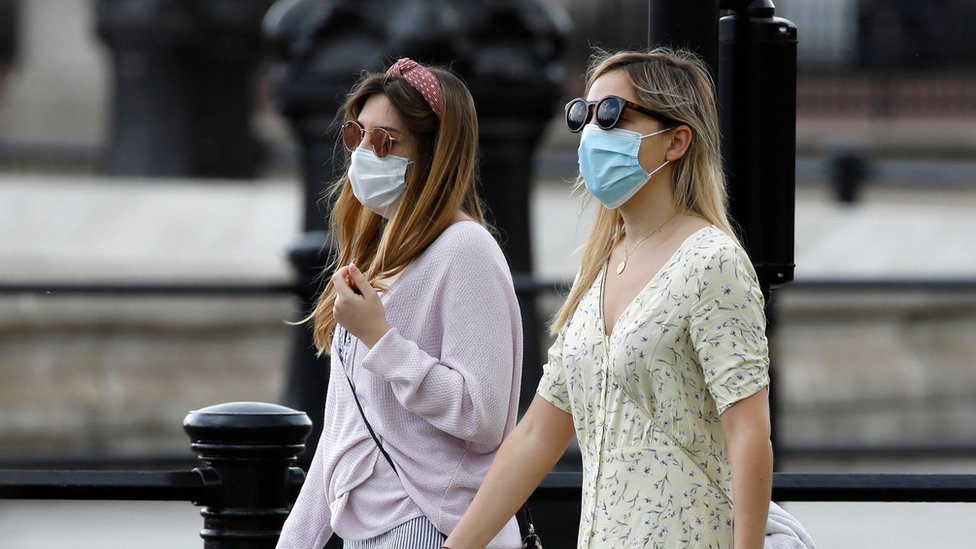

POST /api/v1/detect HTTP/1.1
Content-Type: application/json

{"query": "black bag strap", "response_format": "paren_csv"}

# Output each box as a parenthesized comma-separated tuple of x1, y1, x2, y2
(338, 329, 537, 544)
(340, 359, 400, 478)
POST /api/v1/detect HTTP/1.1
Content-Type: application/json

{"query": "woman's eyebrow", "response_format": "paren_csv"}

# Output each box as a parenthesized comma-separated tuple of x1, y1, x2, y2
(356, 118, 403, 135)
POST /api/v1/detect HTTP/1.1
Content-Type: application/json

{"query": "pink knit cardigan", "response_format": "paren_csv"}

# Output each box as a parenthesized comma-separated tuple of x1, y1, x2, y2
(277, 221, 523, 548)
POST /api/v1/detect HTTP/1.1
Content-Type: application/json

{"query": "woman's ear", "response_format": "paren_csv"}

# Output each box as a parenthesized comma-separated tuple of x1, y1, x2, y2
(665, 125, 693, 162)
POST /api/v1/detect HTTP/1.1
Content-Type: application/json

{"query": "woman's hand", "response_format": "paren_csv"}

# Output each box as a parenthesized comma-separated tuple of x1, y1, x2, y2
(332, 263, 390, 348)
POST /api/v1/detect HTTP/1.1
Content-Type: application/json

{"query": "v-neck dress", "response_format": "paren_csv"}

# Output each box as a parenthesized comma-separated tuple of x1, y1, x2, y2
(537, 226, 769, 548)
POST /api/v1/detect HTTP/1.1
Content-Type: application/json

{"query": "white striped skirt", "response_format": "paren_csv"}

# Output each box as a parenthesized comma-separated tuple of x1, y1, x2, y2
(343, 516, 446, 549)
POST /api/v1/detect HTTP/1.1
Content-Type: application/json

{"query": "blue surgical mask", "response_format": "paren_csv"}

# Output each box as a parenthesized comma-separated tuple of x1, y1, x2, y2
(578, 125, 671, 209)
(348, 147, 410, 219)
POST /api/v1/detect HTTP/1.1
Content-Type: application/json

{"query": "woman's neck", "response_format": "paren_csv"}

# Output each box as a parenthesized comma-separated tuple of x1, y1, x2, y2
(617, 172, 678, 242)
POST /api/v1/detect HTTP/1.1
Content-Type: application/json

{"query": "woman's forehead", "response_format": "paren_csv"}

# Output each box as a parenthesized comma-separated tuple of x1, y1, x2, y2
(586, 70, 638, 103)
(358, 94, 406, 132)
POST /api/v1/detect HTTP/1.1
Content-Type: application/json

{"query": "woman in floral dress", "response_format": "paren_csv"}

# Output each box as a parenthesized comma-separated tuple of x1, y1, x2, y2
(443, 48, 773, 549)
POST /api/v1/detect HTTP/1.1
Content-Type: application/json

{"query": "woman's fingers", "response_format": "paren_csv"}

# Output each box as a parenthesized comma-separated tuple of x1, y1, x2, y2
(346, 263, 376, 299)
(331, 266, 357, 299)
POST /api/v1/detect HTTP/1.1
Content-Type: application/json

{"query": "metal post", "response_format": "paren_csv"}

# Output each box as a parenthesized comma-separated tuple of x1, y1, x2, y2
(718, 0, 797, 465)
(264, 1, 568, 478)
(648, 0, 720, 78)
(462, 1, 569, 414)
(263, 0, 381, 471)
(95, 0, 272, 178)
(0, 0, 17, 72)
(828, 147, 869, 204)
(184, 401, 312, 549)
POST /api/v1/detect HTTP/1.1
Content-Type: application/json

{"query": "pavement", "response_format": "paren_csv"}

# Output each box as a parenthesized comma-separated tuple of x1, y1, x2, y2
(0, 498, 974, 548)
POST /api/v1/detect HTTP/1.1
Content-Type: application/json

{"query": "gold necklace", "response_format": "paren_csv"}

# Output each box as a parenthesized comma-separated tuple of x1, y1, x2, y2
(615, 214, 675, 275)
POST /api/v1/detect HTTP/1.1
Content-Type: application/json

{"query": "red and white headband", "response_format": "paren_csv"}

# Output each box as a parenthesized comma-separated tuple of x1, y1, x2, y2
(386, 57, 442, 118)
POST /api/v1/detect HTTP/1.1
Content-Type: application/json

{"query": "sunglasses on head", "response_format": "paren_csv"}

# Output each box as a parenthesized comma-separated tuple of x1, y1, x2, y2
(341, 120, 399, 158)
(564, 95, 678, 133)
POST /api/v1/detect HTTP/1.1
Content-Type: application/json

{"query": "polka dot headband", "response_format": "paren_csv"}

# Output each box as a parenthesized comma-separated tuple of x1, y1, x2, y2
(386, 58, 442, 118)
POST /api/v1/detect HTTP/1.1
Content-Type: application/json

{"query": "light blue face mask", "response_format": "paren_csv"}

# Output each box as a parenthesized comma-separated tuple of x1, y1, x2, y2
(578, 124, 672, 209)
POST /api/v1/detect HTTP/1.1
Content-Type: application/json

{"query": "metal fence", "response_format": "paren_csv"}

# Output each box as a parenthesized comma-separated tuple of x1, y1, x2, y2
(0, 401, 311, 549)
(3, 420, 976, 548)
(3, 277, 976, 545)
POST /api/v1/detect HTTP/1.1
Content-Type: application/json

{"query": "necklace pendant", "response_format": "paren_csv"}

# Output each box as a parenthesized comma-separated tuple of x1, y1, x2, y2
(616, 259, 627, 275)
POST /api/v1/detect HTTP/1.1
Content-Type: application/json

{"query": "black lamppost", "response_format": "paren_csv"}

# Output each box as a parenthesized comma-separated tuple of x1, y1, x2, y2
(264, 0, 568, 476)
(647, 0, 797, 460)
(95, 0, 273, 178)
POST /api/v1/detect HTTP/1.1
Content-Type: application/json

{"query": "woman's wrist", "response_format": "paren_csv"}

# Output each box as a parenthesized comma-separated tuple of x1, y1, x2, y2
(361, 322, 390, 348)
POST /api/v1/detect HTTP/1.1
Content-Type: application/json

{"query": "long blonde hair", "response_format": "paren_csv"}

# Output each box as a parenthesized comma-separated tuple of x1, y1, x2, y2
(308, 63, 485, 354)
(551, 47, 736, 334)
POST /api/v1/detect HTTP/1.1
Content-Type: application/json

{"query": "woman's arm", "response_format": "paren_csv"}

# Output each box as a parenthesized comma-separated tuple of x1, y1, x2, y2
(443, 395, 576, 549)
(721, 388, 773, 549)
(336, 239, 522, 446)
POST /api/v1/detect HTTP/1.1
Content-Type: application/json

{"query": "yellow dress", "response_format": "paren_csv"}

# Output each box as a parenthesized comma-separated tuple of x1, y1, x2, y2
(538, 226, 770, 549)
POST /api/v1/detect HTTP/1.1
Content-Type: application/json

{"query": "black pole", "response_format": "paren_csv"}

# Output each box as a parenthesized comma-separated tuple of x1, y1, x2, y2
(94, 0, 272, 178)
(462, 1, 569, 416)
(184, 401, 312, 549)
(718, 0, 797, 466)
(719, 1, 796, 289)
(265, 1, 568, 477)
(263, 0, 375, 470)
(648, 0, 720, 78)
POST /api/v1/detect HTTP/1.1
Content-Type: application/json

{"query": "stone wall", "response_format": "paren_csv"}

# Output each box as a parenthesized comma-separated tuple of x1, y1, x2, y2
(775, 288, 976, 446)
(2, 175, 975, 459)
(0, 294, 293, 456)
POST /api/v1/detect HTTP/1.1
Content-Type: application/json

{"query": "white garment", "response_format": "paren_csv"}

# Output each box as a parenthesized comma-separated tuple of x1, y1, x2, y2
(765, 502, 818, 549)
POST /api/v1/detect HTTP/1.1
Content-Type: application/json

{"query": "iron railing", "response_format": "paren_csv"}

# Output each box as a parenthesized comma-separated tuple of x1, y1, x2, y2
(4, 459, 976, 548)
(0, 401, 311, 549)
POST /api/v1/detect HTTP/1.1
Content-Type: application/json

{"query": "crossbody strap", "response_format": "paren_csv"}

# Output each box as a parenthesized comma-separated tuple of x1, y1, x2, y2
(341, 365, 400, 478)
(338, 329, 535, 541)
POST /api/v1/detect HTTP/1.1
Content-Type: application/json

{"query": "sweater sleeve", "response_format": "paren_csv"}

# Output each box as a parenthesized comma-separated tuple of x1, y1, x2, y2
(275, 430, 334, 549)
(358, 233, 521, 447)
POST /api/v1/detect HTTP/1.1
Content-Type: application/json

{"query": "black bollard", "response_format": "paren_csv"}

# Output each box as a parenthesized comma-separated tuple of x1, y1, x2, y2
(95, 0, 273, 178)
(184, 401, 312, 549)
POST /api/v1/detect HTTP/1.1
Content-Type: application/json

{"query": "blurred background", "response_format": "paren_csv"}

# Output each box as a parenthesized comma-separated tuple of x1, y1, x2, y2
(1, 0, 975, 547)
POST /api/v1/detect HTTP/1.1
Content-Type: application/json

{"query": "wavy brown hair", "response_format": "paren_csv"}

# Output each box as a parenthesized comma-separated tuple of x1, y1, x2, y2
(308, 63, 485, 354)
(551, 47, 736, 334)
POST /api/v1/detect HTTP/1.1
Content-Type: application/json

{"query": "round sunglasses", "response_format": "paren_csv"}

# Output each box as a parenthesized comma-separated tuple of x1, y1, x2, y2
(564, 95, 678, 133)
(341, 120, 400, 158)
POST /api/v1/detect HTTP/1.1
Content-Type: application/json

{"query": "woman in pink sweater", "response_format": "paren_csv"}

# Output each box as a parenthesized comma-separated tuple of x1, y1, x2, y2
(276, 58, 523, 549)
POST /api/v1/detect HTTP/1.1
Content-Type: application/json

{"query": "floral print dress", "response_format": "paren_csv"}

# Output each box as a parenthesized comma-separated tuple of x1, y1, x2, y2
(538, 226, 770, 548)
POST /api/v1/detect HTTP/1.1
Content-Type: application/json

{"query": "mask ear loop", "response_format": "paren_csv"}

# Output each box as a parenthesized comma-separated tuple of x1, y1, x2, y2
(638, 126, 674, 139)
